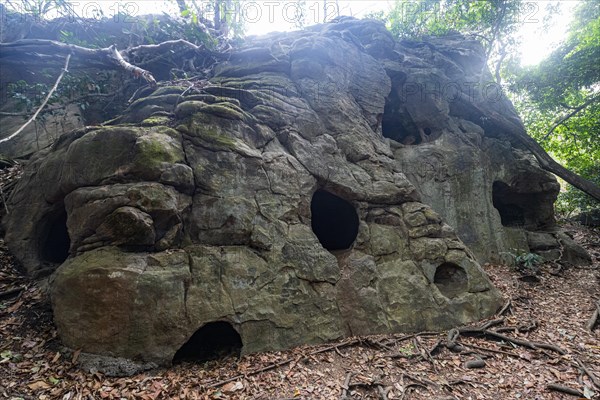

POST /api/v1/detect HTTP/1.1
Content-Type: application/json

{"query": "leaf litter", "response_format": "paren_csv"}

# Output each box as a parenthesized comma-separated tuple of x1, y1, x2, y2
(0, 192, 598, 400)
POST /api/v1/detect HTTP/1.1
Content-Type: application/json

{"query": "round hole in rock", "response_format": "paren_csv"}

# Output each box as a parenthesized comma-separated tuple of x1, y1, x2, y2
(311, 189, 359, 252)
(40, 210, 70, 264)
(172, 321, 242, 364)
(434, 263, 468, 298)
(424, 127, 432, 135)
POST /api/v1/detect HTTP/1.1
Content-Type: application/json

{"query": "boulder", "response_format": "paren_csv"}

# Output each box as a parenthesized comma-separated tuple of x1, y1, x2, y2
(6, 18, 588, 369)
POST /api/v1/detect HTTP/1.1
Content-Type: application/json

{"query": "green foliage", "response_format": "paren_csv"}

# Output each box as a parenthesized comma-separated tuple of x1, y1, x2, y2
(514, 252, 543, 269)
(503, 249, 543, 271)
(381, 0, 525, 60)
(555, 165, 600, 218)
(508, 1, 600, 213)
(4, 0, 77, 20)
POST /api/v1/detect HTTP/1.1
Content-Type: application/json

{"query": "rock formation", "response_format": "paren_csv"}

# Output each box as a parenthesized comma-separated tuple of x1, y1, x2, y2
(2, 18, 588, 369)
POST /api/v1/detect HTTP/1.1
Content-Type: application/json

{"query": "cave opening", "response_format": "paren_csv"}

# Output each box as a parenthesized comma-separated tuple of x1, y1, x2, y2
(40, 209, 70, 264)
(172, 321, 243, 364)
(434, 262, 468, 298)
(492, 181, 528, 228)
(381, 90, 423, 145)
(311, 189, 359, 252)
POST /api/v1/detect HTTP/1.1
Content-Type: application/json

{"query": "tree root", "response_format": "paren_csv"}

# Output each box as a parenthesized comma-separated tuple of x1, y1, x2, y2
(586, 301, 600, 331)
(547, 383, 584, 397)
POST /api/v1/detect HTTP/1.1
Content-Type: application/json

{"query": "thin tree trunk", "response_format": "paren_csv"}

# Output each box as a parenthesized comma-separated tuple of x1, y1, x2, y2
(176, 0, 187, 13)
(514, 131, 600, 202)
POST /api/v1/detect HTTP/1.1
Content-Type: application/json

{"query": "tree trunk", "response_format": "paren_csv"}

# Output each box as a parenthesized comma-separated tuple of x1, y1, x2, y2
(514, 131, 600, 202)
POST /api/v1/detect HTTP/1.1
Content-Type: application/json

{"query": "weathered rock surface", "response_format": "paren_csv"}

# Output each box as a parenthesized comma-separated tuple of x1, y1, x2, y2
(5, 18, 588, 368)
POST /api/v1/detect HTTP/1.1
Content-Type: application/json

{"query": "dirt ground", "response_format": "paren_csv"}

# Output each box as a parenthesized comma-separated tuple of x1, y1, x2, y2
(0, 214, 598, 399)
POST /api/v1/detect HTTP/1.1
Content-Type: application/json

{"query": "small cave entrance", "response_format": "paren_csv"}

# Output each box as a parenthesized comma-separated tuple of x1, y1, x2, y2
(382, 90, 423, 145)
(39, 209, 70, 264)
(381, 84, 440, 145)
(311, 189, 359, 252)
(434, 263, 468, 298)
(172, 321, 243, 364)
(492, 181, 539, 229)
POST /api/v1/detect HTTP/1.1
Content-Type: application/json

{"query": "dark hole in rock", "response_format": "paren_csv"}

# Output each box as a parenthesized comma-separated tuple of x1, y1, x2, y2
(40, 210, 70, 264)
(382, 88, 422, 145)
(492, 181, 527, 228)
(434, 263, 468, 298)
(424, 127, 432, 135)
(311, 189, 359, 251)
(172, 321, 242, 364)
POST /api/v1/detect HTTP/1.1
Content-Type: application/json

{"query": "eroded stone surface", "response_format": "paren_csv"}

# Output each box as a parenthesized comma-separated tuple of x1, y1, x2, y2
(8, 18, 587, 368)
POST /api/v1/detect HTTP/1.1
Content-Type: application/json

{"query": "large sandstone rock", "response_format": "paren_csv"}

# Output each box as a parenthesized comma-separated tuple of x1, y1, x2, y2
(7, 18, 586, 368)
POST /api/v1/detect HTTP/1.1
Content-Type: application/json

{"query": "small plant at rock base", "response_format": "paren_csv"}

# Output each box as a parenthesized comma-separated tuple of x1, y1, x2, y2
(502, 250, 543, 274)
(514, 252, 543, 269)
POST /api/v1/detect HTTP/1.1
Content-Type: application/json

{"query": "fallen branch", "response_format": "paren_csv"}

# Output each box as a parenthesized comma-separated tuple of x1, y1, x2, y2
(107, 45, 156, 86)
(546, 383, 584, 397)
(586, 301, 600, 331)
(205, 338, 361, 389)
(575, 358, 600, 389)
(0, 54, 71, 144)
(0, 39, 157, 85)
(339, 372, 353, 400)
(460, 343, 523, 360)
(0, 286, 24, 300)
(377, 384, 389, 400)
(458, 326, 566, 355)
(498, 299, 512, 315)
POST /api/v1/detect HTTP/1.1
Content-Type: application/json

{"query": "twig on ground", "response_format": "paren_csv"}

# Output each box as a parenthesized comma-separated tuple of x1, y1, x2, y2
(0, 286, 24, 300)
(399, 383, 427, 400)
(574, 358, 600, 389)
(460, 343, 523, 360)
(546, 383, 584, 397)
(206, 338, 361, 389)
(585, 301, 600, 331)
(377, 384, 389, 400)
(498, 299, 512, 315)
(478, 318, 505, 330)
(339, 372, 353, 400)
(458, 327, 567, 355)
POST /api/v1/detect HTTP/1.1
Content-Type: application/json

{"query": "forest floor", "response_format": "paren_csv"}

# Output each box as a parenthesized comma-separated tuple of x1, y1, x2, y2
(0, 173, 599, 400)
(0, 225, 598, 400)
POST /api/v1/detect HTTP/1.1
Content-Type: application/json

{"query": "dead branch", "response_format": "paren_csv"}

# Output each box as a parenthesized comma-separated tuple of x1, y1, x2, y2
(106, 45, 156, 86)
(340, 372, 353, 400)
(585, 301, 600, 331)
(546, 383, 584, 397)
(377, 384, 389, 400)
(574, 358, 600, 389)
(458, 326, 567, 355)
(399, 383, 427, 400)
(498, 299, 512, 315)
(460, 343, 523, 360)
(0, 54, 70, 144)
(478, 318, 505, 330)
(0, 39, 157, 85)
(0, 286, 24, 300)
(205, 338, 361, 389)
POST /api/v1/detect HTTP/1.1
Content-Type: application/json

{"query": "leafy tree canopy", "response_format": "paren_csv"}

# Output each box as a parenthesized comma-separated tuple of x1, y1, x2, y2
(509, 1, 600, 214)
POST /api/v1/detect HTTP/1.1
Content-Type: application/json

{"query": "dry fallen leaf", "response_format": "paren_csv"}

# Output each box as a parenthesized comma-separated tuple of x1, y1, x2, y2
(221, 381, 243, 394)
(28, 380, 51, 390)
